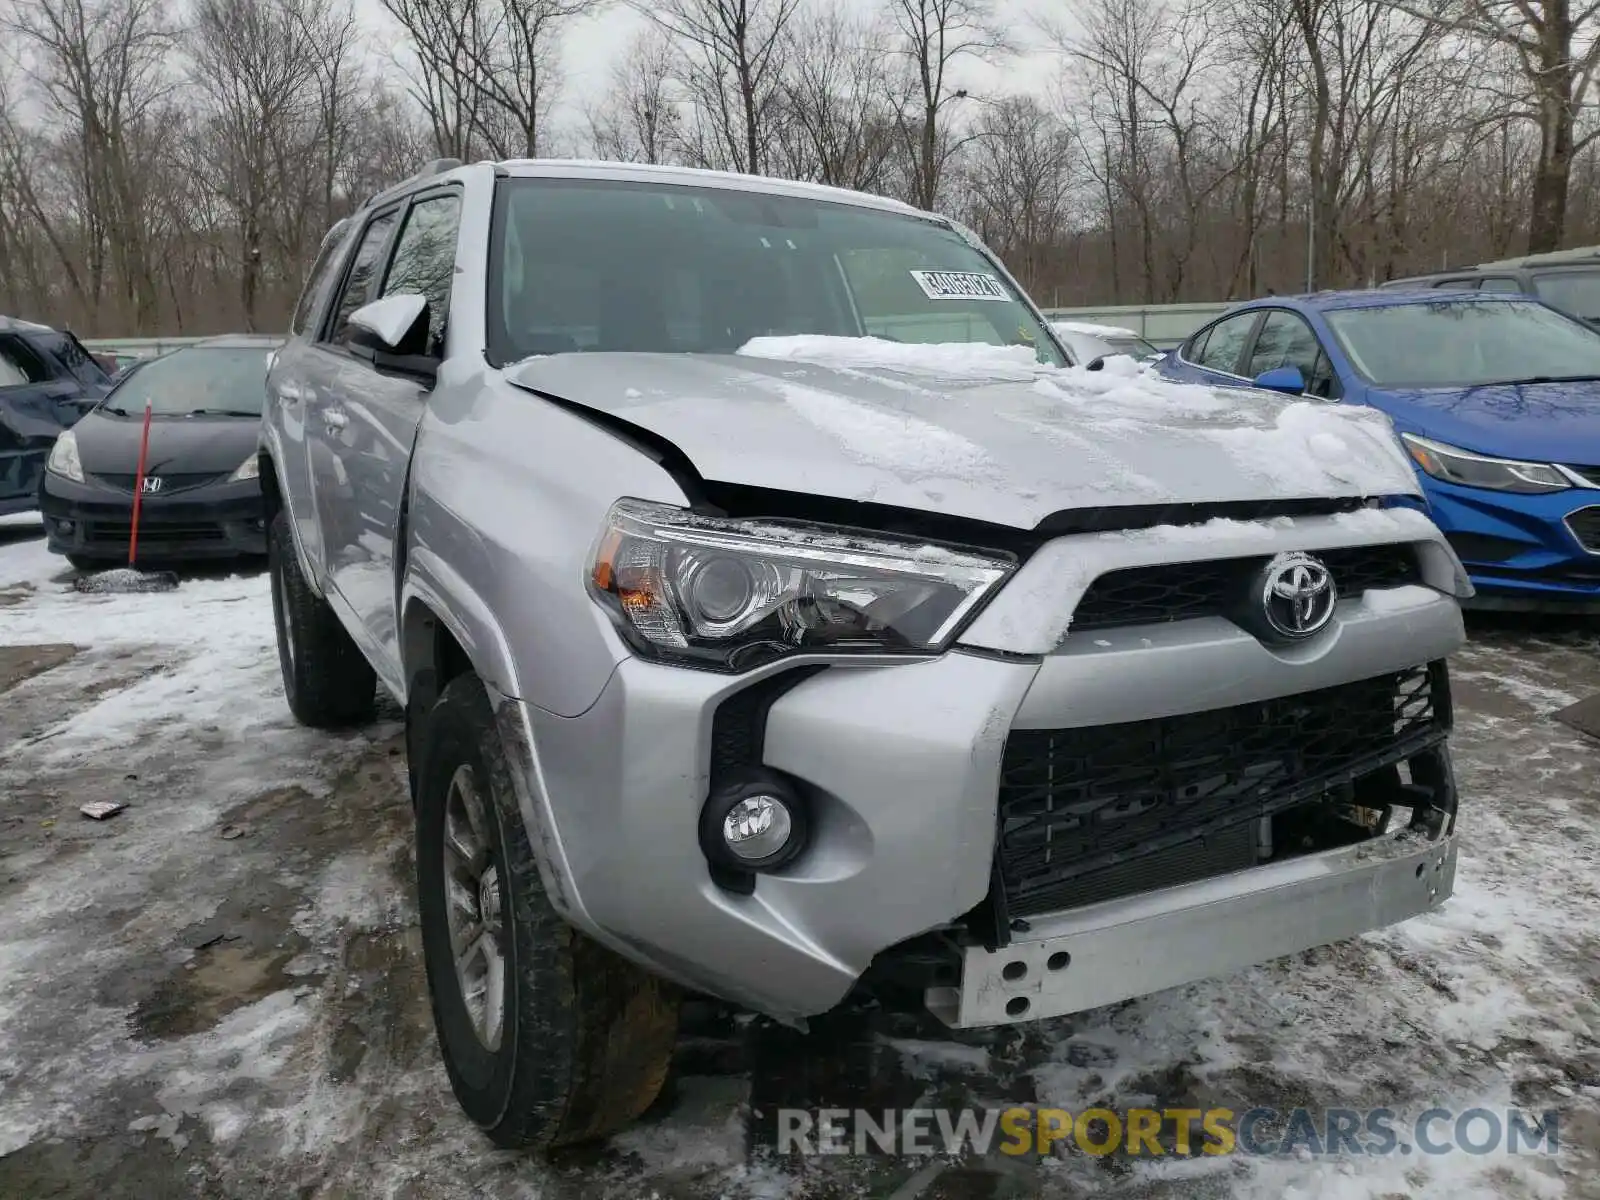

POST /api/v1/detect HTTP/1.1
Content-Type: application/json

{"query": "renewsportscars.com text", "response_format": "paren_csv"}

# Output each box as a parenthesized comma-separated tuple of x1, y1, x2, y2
(773, 1106, 1560, 1158)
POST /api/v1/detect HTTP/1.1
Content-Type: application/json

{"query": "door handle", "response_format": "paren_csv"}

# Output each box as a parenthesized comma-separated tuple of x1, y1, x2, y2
(323, 409, 348, 431)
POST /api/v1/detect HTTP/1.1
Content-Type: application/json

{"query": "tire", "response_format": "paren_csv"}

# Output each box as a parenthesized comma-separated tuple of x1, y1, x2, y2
(416, 673, 681, 1150)
(267, 508, 376, 727)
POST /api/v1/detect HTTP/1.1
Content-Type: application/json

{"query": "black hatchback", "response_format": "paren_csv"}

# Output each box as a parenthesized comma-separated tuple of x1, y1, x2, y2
(40, 335, 279, 568)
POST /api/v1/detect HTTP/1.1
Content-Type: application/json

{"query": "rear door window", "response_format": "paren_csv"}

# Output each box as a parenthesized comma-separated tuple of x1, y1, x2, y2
(0, 349, 29, 387)
(1531, 271, 1600, 323)
(0, 336, 49, 386)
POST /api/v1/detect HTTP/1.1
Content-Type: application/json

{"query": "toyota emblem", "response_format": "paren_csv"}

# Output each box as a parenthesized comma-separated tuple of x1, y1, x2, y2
(1258, 551, 1337, 640)
(141, 476, 163, 494)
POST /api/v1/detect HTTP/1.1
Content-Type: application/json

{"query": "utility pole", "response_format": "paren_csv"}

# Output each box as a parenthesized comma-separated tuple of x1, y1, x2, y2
(1306, 187, 1315, 294)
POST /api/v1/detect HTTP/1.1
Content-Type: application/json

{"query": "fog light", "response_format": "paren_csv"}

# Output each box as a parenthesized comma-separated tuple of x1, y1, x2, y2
(700, 770, 808, 878)
(722, 795, 792, 860)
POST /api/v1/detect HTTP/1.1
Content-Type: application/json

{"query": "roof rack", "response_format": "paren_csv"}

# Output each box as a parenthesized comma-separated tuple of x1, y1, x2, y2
(1475, 244, 1600, 270)
(360, 156, 465, 211)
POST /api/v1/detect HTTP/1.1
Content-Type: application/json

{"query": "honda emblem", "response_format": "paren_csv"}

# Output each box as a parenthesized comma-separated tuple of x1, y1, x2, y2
(141, 476, 163, 494)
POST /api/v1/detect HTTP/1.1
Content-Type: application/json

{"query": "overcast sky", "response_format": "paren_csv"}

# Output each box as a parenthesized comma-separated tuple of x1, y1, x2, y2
(348, 0, 1064, 148)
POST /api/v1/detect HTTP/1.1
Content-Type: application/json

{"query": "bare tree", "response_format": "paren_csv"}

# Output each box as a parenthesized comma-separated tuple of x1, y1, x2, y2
(4, 0, 177, 330)
(188, 0, 329, 329)
(962, 95, 1075, 292)
(586, 27, 682, 164)
(633, 0, 801, 173)
(383, 0, 593, 159)
(772, 3, 901, 189)
(1390, 0, 1600, 251)
(886, 0, 1007, 209)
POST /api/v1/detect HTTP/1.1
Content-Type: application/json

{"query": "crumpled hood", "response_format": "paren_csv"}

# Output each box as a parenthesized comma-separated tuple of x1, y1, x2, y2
(1369, 382, 1600, 467)
(505, 339, 1421, 530)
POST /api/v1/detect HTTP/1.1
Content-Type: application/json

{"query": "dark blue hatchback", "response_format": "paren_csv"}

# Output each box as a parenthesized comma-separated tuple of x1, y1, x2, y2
(1158, 290, 1600, 611)
(0, 316, 112, 516)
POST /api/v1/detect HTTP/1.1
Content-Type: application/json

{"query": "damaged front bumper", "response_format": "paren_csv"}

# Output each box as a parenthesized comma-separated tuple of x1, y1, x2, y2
(929, 826, 1457, 1027)
(495, 514, 1470, 1024)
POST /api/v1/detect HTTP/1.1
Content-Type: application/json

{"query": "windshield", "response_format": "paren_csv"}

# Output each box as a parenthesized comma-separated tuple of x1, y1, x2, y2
(488, 177, 1063, 366)
(103, 345, 273, 416)
(1323, 299, 1600, 388)
(1531, 270, 1600, 323)
(1106, 335, 1158, 358)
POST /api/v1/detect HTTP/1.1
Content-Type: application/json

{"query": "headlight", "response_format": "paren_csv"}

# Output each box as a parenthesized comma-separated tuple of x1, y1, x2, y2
(46, 430, 84, 483)
(589, 499, 1015, 671)
(1400, 433, 1568, 494)
(230, 454, 260, 482)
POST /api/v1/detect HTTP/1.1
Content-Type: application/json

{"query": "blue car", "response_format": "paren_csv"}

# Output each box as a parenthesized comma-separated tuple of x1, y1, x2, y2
(1, 316, 113, 515)
(1157, 290, 1600, 612)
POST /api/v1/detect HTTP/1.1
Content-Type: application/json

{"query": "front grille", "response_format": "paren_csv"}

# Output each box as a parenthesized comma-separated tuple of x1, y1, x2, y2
(1567, 506, 1600, 553)
(994, 662, 1449, 918)
(88, 471, 228, 493)
(1070, 543, 1422, 631)
(83, 520, 226, 544)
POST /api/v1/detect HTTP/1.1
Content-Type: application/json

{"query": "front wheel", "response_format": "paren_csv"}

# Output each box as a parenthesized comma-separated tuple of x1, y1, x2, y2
(416, 674, 681, 1149)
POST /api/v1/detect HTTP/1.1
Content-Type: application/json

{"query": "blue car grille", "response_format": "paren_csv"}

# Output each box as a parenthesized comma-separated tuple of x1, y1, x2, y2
(1069, 542, 1423, 631)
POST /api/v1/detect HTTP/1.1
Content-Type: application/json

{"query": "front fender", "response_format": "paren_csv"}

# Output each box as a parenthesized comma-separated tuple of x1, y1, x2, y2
(405, 371, 691, 718)
(400, 546, 524, 701)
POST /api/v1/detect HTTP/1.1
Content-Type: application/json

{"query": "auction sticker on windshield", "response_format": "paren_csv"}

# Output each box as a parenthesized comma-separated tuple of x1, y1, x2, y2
(910, 270, 1011, 301)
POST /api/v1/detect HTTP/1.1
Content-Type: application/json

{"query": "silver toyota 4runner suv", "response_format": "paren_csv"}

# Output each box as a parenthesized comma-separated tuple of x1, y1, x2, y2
(262, 157, 1471, 1150)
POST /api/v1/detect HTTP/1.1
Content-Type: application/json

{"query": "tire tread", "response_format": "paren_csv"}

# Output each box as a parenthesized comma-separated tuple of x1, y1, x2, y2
(268, 509, 376, 728)
(422, 675, 680, 1151)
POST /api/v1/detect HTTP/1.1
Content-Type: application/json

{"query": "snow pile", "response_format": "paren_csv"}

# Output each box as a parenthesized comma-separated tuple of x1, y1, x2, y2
(738, 335, 1042, 380)
(1032, 368, 1237, 420)
(1050, 318, 1140, 339)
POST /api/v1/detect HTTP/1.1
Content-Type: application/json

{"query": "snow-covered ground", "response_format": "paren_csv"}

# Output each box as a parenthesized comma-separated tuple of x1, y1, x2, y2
(0, 515, 1597, 1198)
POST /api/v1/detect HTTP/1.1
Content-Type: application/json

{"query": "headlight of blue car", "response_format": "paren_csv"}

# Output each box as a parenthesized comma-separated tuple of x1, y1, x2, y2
(1400, 433, 1569, 494)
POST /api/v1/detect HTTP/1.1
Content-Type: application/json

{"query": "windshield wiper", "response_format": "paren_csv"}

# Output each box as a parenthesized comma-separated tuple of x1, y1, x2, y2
(185, 408, 261, 417)
(1491, 374, 1600, 386)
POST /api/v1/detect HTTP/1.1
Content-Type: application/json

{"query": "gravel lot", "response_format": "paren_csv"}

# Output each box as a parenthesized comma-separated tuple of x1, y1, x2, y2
(1, 512, 1598, 1199)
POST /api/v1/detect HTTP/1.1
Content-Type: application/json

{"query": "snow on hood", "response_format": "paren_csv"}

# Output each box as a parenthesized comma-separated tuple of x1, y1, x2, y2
(503, 338, 1421, 530)
(738, 334, 1040, 379)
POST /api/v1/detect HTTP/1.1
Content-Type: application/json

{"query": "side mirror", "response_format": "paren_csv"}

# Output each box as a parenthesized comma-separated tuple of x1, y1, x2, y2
(1086, 355, 1106, 372)
(347, 293, 437, 383)
(1252, 365, 1305, 395)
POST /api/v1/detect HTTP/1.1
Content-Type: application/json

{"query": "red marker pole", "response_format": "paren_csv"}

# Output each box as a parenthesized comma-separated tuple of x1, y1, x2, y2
(128, 398, 153, 567)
